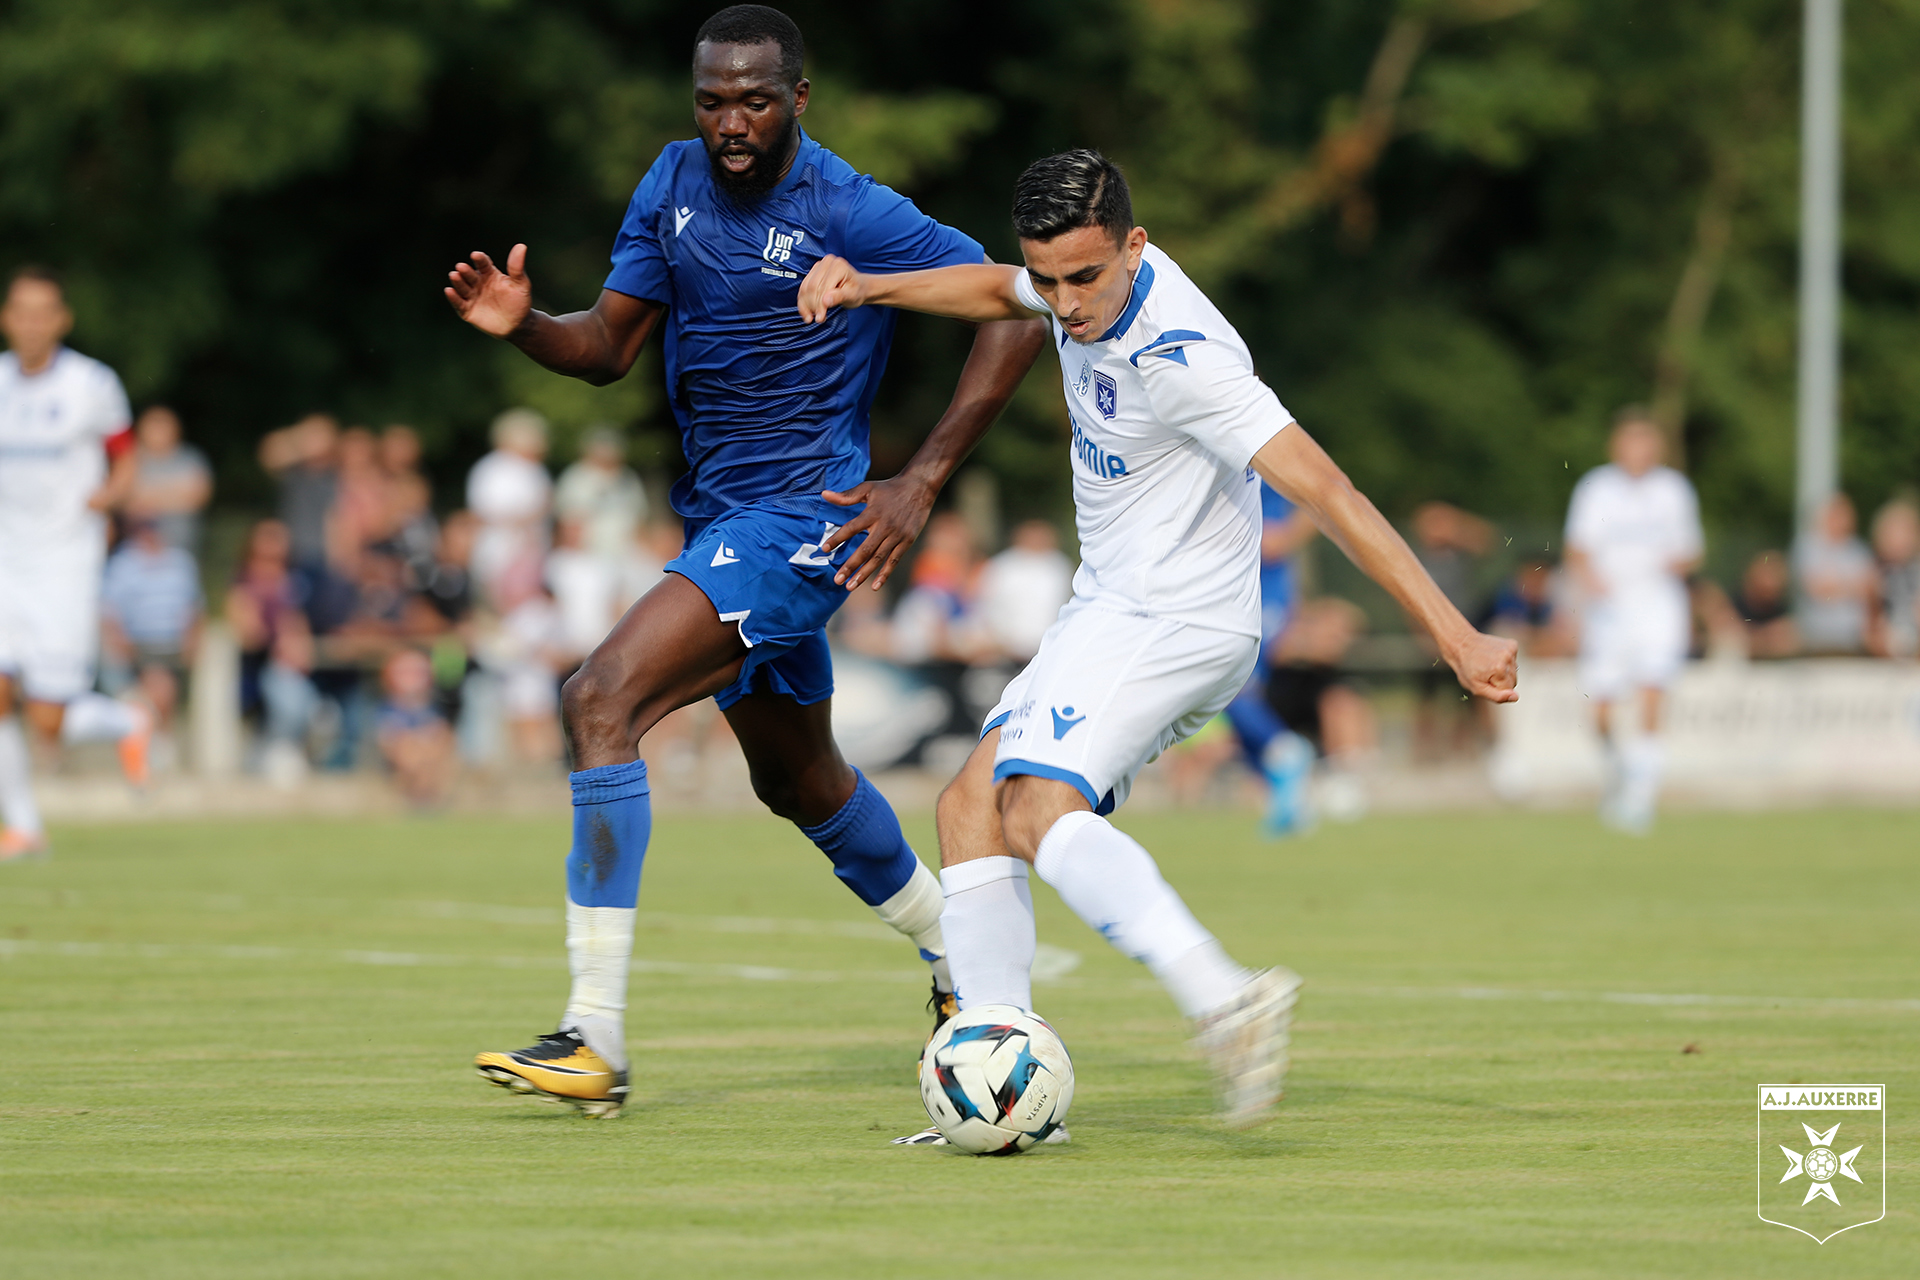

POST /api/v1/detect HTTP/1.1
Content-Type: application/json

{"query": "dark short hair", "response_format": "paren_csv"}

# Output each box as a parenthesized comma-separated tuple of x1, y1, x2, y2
(8, 264, 63, 295)
(694, 5, 805, 86)
(1012, 150, 1134, 245)
(1612, 404, 1657, 430)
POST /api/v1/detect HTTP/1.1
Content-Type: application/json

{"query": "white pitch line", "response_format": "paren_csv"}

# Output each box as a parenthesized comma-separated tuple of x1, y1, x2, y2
(2, 937, 1904, 1010)
(0, 885, 935, 944)
(1312, 983, 1920, 1014)
(0, 936, 1081, 983)
(0, 937, 922, 984)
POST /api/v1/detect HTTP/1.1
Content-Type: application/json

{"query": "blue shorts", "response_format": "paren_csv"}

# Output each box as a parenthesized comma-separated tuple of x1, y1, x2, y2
(666, 497, 862, 710)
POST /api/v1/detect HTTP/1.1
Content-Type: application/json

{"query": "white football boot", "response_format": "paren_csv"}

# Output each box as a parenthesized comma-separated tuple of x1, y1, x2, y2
(892, 1126, 1070, 1147)
(1193, 966, 1303, 1128)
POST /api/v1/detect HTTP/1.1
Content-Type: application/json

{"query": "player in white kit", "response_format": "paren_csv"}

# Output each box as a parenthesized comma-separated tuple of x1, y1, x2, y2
(799, 151, 1519, 1127)
(1563, 410, 1703, 833)
(0, 267, 150, 861)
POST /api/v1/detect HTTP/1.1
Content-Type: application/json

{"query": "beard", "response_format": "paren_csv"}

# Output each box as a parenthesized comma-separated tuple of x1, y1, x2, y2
(706, 117, 799, 202)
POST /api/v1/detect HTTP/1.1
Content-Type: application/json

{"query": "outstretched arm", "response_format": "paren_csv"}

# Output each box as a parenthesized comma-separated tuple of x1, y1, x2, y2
(821, 313, 1048, 589)
(1253, 424, 1519, 702)
(797, 256, 1031, 326)
(445, 243, 664, 386)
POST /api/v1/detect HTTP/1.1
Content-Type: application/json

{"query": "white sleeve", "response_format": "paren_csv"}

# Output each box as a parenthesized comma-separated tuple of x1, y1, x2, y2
(1011, 269, 1053, 315)
(1671, 476, 1704, 561)
(1135, 337, 1291, 469)
(94, 365, 132, 439)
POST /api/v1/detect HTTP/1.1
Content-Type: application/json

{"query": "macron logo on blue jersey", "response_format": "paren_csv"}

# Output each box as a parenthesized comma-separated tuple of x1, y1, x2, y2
(1051, 706, 1087, 739)
(710, 543, 739, 567)
(675, 207, 697, 236)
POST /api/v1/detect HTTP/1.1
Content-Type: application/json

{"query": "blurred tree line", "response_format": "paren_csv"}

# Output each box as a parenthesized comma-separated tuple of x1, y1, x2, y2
(3, 0, 1917, 540)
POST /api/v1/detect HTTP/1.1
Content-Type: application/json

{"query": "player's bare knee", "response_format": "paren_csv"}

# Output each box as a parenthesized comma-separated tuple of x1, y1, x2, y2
(559, 659, 630, 754)
(558, 664, 601, 730)
(935, 769, 984, 830)
(994, 782, 1048, 862)
(750, 769, 822, 825)
(934, 772, 992, 859)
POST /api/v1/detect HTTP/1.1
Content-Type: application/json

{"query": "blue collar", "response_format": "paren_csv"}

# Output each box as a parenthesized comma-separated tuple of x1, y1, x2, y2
(1096, 256, 1155, 343)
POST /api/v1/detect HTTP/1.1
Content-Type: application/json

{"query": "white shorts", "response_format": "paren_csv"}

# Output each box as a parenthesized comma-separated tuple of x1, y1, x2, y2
(1578, 592, 1689, 700)
(0, 543, 103, 703)
(984, 598, 1258, 814)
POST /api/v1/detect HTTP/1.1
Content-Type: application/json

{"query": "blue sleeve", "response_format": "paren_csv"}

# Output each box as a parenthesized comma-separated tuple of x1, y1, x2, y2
(604, 147, 678, 303)
(1260, 482, 1294, 521)
(841, 181, 984, 273)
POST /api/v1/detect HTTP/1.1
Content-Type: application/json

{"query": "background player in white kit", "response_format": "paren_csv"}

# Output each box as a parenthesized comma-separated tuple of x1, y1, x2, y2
(1563, 410, 1703, 834)
(799, 151, 1519, 1126)
(0, 267, 151, 861)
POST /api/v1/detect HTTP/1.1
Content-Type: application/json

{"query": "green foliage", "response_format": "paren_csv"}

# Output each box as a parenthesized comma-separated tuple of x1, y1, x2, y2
(2, 0, 1917, 543)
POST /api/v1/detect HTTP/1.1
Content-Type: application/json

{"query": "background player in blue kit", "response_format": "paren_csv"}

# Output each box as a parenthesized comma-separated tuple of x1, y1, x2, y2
(443, 5, 1046, 1117)
(1222, 481, 1319, 834)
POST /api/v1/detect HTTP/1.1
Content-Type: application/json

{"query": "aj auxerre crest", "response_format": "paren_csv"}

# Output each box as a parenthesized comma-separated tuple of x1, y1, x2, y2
(1757, 1083, 1886, 1243)
(1093, 369, 1118, 420)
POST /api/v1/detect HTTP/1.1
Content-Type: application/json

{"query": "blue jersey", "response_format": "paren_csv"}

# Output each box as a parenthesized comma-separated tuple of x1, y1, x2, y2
(1258, 482, 1297, 615)
(605, 132, 984, 520)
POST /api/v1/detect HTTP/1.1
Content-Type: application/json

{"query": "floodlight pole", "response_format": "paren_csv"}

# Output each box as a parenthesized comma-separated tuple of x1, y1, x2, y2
(1796, 0, 1843, 539)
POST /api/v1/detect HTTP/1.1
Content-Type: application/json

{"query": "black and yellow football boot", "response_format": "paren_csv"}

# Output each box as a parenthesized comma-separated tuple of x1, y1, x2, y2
(475, 1029, 628, 1119)
(927, 979, 959, 1039)
(913, 979, 961, 1076)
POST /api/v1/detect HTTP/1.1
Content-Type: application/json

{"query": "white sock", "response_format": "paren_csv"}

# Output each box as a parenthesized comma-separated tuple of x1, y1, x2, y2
(1621, 734, 1665, 813)
(59, 693, 140, 744)
(1033, 811, 1252, 1019)
(938, 857, 1037, 1011)
(873, 859, 952, 993)
(0, 716, 41, 836)
(562, 899, 634, 1073)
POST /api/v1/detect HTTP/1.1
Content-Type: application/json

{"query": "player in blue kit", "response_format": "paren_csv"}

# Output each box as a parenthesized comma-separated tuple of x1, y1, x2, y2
(1222, 483, 1319, 834)
(444, 5, 1045, 1117)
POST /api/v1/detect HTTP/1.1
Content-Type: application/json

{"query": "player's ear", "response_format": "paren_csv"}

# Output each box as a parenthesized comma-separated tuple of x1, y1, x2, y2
(792, 78, 809, 117)
(1125, 226, 1148, 269)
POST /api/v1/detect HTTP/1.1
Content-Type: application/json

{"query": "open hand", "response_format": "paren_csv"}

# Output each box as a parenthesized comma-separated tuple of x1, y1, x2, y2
(819, 473, 937, 591)
(797, 254, 869, 324)
(445, 244, 533, 337)
(1448, 630, 1520, 703)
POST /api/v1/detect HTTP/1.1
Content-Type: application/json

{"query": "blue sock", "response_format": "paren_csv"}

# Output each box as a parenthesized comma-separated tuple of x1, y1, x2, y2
(566, 760, 651, 909)
(1224, 675, 1286, 770)
(799, 768, 919, 906)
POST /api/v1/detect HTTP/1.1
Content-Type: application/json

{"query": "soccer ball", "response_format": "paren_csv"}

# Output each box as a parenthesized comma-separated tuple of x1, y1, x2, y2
(919, 1004, 1074, 1154)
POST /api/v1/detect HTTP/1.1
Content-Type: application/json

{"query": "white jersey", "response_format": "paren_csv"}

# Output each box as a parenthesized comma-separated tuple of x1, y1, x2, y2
(1563, 463, 1702, 604)
(0, 347, 131, 550)
(1013, 243, 1291, 638)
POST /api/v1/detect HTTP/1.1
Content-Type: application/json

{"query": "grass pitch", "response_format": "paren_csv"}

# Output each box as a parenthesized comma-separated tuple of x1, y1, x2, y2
(1, 806, 1914, 1278)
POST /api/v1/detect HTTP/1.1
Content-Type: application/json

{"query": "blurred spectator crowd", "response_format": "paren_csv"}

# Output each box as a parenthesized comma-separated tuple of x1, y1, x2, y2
(72, 400, 1920, 807)
(94, 406, 678, 804)
(1468, 489, 1920, 665)
(231, 409, 677, 801)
